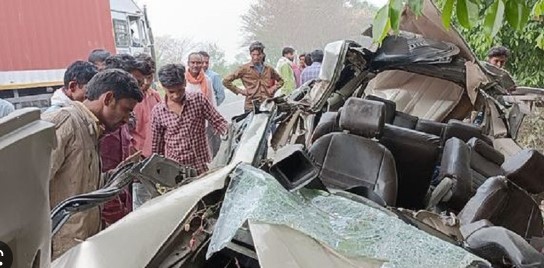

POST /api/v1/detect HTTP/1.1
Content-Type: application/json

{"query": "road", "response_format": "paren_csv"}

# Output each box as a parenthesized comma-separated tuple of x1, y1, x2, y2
(217, 91, 245, 121)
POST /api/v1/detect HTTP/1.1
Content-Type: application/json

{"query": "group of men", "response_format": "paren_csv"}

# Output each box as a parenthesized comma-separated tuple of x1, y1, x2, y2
(275, 46, 325, 93)
(223, 41, 324, 112)
(42, 48, 231, 259)
(40, 41, 323, 259)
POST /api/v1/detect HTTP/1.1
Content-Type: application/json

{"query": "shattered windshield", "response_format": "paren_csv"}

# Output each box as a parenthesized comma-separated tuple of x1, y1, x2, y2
(208, 164, 486, 268)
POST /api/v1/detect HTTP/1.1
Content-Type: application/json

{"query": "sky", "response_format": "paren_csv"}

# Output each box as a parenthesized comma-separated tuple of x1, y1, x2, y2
(137, 0, 388, 63)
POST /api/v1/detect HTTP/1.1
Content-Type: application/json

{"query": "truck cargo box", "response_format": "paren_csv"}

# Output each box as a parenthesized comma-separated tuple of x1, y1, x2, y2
(0, 0, 116, 90)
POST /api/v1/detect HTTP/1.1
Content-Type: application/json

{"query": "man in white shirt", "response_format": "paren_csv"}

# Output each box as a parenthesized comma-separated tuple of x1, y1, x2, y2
(46, 61, 98, 113)
(184, 52, 216, 107)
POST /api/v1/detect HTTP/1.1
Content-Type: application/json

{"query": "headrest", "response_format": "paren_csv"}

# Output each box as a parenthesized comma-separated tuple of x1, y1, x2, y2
(416, 119, 447, 136)
(502, 149, 544, 194)
(467, 138, 505, 165)
(444, 120, 493, 145)
(365, 95, 396, 124)
(339, 98, 385, 138)
(393, 111, 418, 129)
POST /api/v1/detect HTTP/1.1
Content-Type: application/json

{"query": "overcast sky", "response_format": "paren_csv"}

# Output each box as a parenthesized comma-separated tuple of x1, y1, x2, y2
(136, 0, 388, 63)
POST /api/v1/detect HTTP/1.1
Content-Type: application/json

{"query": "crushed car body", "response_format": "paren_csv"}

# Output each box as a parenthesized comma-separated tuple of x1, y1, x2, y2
(3, 0, 544, 267)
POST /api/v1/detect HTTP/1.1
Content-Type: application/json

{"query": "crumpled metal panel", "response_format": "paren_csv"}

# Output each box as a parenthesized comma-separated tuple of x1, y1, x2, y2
(207, 164, 488, 268)
(52, 164, 235, 268)
(319, 41, 344, 81)
(400, 0, 475, 62)
(0, 108, 56, 268)
(249, 220, 384, 268)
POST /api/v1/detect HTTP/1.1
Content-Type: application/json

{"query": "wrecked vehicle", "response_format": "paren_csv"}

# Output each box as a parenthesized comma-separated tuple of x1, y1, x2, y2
(2, 0, 544, 267)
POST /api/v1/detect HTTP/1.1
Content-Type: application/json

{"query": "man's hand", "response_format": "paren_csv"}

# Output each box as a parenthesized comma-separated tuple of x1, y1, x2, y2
(127, 112, 137, 131)
(238, 89, 249, 96)
(267, 85, 278, 96)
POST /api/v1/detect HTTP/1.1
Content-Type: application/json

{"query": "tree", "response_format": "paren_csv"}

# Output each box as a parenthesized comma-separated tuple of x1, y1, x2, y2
(373, 0, 544, 47)
(154, 35, 199, 69)
(240, 0, 376, 64)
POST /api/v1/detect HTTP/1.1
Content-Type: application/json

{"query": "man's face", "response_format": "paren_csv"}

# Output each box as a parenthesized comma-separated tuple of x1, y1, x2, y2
(188, 54, 203, 76)
(285, 52, 295, 61)
(101, 92, 138, 133)
(130, 70, 146, 91)
(202, 56, 210, 72)
(66, 81, 87, 102)
(142, 74, 153, 92)
(299, 56, 306, 68)
(165, 83, 186, 103)
(94, 61, 107, 71)
(250, 50, 263, 65)
(488, 56, 507, 68)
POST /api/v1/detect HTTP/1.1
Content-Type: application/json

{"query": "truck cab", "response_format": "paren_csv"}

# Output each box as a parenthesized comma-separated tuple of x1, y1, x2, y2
(110, 0, 153, 56)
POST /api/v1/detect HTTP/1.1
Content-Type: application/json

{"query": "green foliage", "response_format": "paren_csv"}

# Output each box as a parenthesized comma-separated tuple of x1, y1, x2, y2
(373, 5, 392, 43)
(483, 0, 504, 36)
(461, 19, 544, 87)
(504, 0, 530, 30)
(533, 0, 544, 17)
(456, 0, 478, 28)
(372, 0, 541, 43)
(442, 0, 455, 28)
(407, 0, 425, 15)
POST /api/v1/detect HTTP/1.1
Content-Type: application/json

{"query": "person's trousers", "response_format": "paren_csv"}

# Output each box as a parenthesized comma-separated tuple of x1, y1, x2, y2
(206, 125, 221, 157)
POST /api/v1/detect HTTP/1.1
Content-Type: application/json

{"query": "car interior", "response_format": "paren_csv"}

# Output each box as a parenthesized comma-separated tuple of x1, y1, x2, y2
(305, 96, 544, 266)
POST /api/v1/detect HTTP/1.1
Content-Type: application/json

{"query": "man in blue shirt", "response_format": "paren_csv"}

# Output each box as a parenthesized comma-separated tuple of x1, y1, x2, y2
(301, 49, 324, 85)
(199, 51, 225, 106)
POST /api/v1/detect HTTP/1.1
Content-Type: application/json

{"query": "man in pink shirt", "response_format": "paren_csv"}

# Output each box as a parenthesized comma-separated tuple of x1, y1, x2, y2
(132, 53, 162, 209)
(133, 53, 162, 156)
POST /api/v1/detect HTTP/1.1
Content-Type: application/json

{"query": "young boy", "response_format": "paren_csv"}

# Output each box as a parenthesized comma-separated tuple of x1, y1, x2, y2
(151, 64, 228, 175)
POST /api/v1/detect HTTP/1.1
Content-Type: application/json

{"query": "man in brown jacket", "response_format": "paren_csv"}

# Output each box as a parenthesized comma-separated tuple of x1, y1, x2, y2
(223, 41, 284, 112)
(43, 69, 143, 259)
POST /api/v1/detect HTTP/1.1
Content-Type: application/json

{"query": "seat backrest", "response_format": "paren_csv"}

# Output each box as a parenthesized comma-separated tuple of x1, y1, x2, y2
(379, 124, 440, 209)
(462, 224, 544, 267)
(438, 137, 473, 211)
(502, 149, 544, 194)
(365, 95, 446, 136)
(310, 98, 398, 205)
(443, 119, 492, 145)
(467, 138, 505, 192)
(458, 176, 543, 240)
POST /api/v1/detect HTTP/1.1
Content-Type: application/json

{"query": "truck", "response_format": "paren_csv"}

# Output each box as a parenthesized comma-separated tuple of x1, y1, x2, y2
(0, 0, 154, 108)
